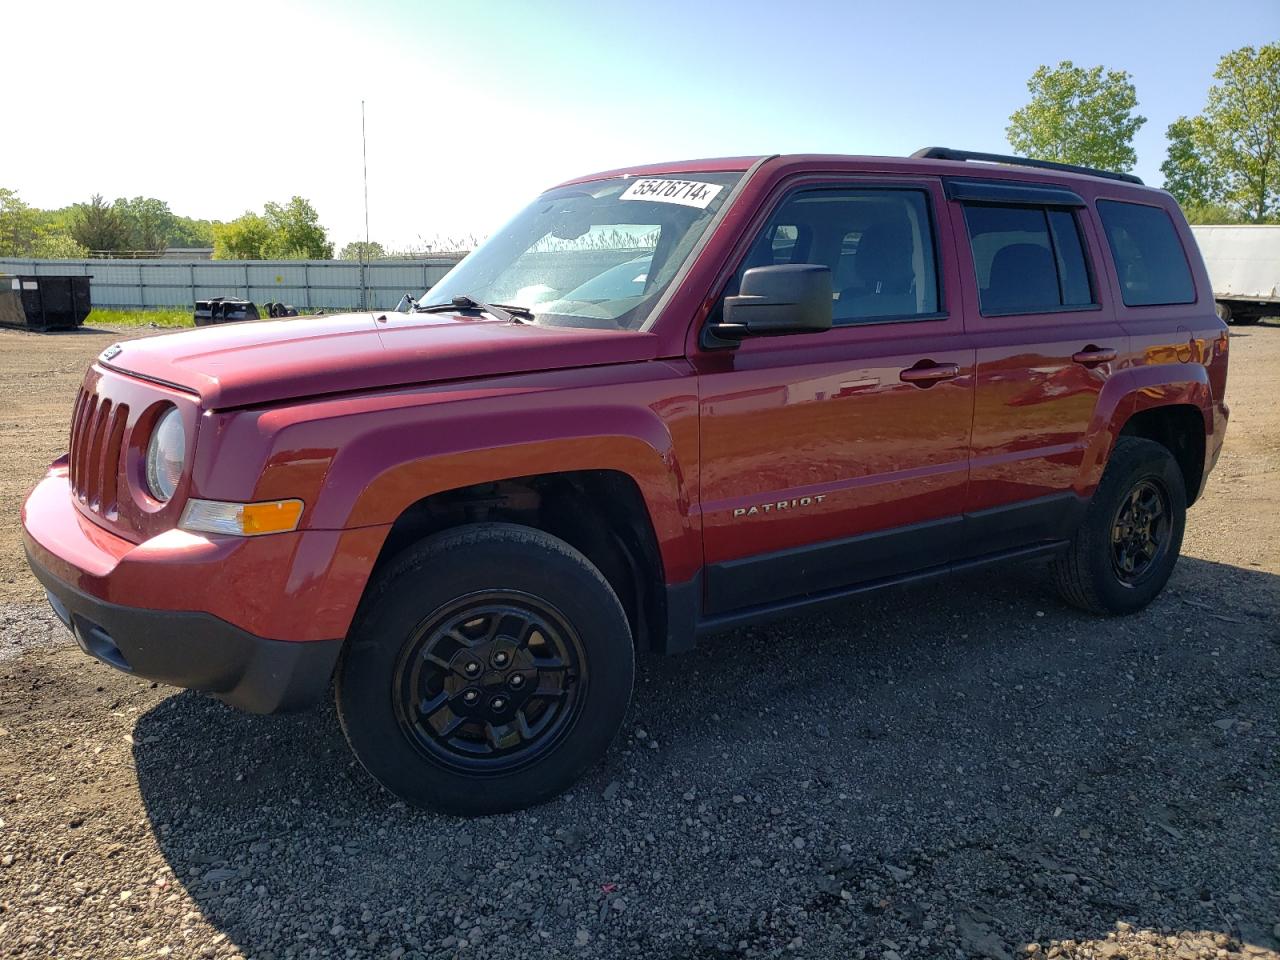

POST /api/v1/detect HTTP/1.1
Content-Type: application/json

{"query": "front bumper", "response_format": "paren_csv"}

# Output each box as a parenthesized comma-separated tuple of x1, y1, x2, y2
(21, 464, 387, 642)
(20, 462, 386, 712)
(28, 553, 340, 712)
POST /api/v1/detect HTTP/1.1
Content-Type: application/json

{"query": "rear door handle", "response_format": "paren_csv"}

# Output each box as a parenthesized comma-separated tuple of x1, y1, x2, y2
(1072, 346, 1117, 366)
(899, 362, 960, 386)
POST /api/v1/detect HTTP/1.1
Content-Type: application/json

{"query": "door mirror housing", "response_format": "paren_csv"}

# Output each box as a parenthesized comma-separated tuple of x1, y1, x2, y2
(706, 264, 833, 346)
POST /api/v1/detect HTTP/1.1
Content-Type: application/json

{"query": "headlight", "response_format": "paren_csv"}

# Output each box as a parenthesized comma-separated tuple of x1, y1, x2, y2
(145, 408, 186, 501)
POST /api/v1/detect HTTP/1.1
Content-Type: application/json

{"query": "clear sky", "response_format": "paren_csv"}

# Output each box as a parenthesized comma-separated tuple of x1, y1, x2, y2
(3, 0, 1276, 250)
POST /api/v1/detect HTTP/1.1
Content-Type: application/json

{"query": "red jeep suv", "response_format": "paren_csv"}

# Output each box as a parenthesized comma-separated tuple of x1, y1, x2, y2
(22, 148, 1229, 813)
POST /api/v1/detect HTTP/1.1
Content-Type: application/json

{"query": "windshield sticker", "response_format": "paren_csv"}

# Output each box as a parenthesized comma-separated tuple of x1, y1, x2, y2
(619, 179, 723, 209)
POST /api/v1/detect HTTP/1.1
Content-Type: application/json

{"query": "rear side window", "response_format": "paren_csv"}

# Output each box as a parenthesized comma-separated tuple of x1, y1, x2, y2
(963, 204, 1095, 315)
(1096, 200, 1195, 306)
(1048, 210, 1092, 306)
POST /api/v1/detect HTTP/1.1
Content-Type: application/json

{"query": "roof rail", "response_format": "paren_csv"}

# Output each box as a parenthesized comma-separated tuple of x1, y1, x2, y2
(911, 146, 1143, 185)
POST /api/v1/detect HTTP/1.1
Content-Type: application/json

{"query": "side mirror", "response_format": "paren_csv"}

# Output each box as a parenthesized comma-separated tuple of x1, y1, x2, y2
(708, 264, 833, 345)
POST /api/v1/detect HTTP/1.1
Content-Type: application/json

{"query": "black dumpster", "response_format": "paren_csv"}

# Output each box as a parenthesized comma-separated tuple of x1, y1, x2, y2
(194, 297, 260, 326)
(0, 275, 92, 331)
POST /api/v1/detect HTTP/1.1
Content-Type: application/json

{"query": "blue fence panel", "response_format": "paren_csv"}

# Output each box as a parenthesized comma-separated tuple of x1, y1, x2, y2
(0, 256, 465, 312)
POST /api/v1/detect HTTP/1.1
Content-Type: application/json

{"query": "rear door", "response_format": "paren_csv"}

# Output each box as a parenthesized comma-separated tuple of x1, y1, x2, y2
(693, 177, 976, 615)
(949, 178, 1128, 553)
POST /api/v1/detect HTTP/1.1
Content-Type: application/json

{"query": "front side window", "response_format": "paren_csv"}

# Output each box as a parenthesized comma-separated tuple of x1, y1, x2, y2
(1096, 200, 1195, 306)
(733, 188, 941, 325)
(420, 172, 742, 330)
(963, 204, 1096, 315)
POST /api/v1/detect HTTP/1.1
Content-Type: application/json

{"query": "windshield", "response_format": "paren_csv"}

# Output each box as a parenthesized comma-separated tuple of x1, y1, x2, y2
(420, 172, 743, 330)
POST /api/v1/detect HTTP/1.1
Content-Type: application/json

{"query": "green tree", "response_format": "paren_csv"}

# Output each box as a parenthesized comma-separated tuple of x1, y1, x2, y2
(212, 199, 333, 260)
(212, 212, 273, 259)
(34, 206, 75, 239)
(340, 240, 386, 261)
(263, 197, 333, 259)
(70, 194, 130, 253)
(1007, 61, 1146, 173)
(167, 215, 215, 248)
(1161, 116, 1218, 207)
(0, 192, 89, 258)
(30, 233, 89, 259)
(114, 196, 176, 253)
(1180, 202, 1249, 225)
(0, 187, 41, 257)
(1160, 43, 1280, 222)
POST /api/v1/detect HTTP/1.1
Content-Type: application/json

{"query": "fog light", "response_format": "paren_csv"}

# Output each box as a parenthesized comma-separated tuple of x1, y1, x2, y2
(180, 498, 304, 537)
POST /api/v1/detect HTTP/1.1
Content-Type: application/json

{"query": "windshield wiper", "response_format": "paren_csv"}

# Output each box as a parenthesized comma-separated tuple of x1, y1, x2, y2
(416, 295, 534, 323)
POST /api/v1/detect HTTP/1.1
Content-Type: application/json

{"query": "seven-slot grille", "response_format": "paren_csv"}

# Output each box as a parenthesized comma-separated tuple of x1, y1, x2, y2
(68, 388, 129, 517)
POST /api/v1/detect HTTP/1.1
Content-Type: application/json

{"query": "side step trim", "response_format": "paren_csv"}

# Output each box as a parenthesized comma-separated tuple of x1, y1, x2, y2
(694, 541, 1067, 638)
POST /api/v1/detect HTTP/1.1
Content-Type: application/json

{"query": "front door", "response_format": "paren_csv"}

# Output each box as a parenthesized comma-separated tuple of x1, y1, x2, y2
(693, 179, 976, 616)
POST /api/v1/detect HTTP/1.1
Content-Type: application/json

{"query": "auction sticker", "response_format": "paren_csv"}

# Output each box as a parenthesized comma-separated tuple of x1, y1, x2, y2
(620, 179, 723, 209)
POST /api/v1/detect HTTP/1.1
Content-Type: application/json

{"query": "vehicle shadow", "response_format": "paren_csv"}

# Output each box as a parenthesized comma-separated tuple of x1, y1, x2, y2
(4, 326, 111, 336)
(132, 554, 1279, 958)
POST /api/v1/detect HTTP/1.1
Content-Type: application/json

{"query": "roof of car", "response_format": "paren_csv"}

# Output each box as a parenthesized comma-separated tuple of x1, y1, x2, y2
(557, 151, 1160, 196)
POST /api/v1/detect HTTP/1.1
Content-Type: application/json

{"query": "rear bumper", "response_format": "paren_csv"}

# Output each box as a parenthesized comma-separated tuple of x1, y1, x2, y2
(1202, 398, 1229, 499)
(27, 546, 341, 713)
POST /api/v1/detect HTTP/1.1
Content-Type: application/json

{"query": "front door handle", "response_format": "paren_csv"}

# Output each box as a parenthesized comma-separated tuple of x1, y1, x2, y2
(1072, 346, 1117, 367)
(900, 361, 960, 387)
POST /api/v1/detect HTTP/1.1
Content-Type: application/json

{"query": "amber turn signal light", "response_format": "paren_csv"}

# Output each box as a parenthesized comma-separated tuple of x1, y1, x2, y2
(180, 498, 304, 537)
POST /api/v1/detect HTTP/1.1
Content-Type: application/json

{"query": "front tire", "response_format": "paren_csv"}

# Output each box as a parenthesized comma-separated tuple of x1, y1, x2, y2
(1054, 437, 1186, 615)
(336, 523, 634, 815)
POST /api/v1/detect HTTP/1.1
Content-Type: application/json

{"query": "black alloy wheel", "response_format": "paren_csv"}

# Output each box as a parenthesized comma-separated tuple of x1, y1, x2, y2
(1109, 478, 1172, 586)
(393, 593, 586, 772)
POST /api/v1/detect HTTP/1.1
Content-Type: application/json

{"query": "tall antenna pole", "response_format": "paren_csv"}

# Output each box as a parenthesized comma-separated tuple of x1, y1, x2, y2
(360, 99, 370, 309)
(362, 99, 371, 249)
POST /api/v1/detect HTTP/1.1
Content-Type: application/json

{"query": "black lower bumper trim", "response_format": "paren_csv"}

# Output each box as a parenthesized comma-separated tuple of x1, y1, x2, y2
(27, 547, 341, 714)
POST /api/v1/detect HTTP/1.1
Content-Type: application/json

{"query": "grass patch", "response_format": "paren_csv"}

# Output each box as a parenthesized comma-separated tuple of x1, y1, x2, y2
(86, 308, 192, 329)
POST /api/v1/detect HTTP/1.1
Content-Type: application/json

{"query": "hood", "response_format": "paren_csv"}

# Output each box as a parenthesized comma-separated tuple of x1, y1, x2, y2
(100, 312, 663, 408)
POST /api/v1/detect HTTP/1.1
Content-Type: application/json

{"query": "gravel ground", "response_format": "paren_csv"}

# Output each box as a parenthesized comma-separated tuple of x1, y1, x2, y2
(0, 324, 170, 605)
(0, 322, 1277, 960)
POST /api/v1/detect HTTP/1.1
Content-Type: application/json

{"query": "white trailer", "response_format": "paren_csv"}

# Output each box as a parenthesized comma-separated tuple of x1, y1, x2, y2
(1189, 224, 1280, 325)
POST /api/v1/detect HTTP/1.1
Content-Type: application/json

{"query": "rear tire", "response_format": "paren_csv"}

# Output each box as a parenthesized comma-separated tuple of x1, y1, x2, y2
(1054, 437, 1186, 615)
(336, 523, 634, 815)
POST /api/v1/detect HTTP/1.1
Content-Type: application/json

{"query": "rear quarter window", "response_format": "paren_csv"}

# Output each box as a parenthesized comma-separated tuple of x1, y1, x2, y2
(1096, 200, 1195, 306)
